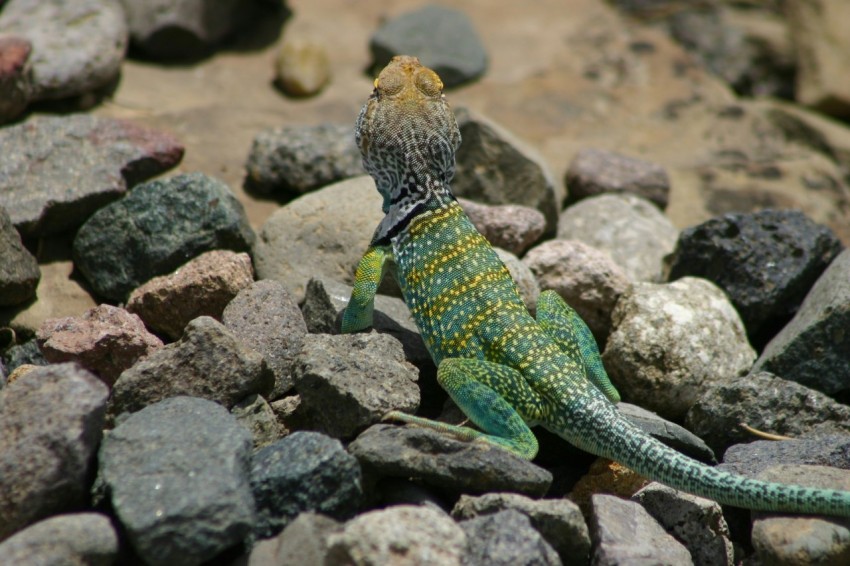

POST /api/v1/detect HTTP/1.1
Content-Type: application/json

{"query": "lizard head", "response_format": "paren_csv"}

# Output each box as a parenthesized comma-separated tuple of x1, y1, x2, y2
(356, 55, 461, 238)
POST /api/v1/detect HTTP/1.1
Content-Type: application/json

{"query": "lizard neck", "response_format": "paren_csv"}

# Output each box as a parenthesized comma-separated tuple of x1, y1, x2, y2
(371, 177, 457, 246)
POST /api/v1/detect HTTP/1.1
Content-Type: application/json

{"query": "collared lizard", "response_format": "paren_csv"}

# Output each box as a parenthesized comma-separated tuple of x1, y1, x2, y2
(342, 55, 850, 517)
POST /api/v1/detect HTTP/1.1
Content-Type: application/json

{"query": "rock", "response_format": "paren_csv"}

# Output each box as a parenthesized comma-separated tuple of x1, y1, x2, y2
(0, 513, 119, 565)
(721, 436, 850, 477)
(250, 432, 362, 539)
(0, 114, 183, 238)
(0, 206, 38, 306)
(751, 465, 850, 565)
(495, 248, 540, 315)
(348, 424, 552, 498)
(787, 0, 850, 118)
(667, 209, 842, 349)
(97, 396, 255, 565)
(603, 277, 756, 421)
(558, 193, 678, 282)
(249, 512, 341, 565)
(36, 304, 163, 387)
(293, 332, 419, 439)
(458, 198, 546, 256)
(633, 483, 734, 566)
(453, 108, 561, 236)
(326, 505, 467, 565)
(253, 176, 382, 302)
(231, 394, 284, 449)
(245, 124, 363, 196)
(126, 250, 254, 340)
(686, 372, 850, 456)
(0, 0, 127, 100)
(368, 5, 487, 88)
(754, 249, 850, 399)
(0, 363, 108, 540)
(452, 492, 590, 564)
(565, 148, 670, 209)
(4, 363, 36, 386)
(300, 277, 341, 334)
(119, 0, 268, 60)
(274, 38, 331, 97)
(0, 36, 32, 123)
(570, 459, 649, 515)
(618, 402, 716, 464)
(223, 279, 308, 400)
(590, 494, 693, 566)
(0, 338, 46, 374)
(523, 239, 631, 343)
(73, 172, 254, 301)
(109, 316, 272, 417)
(460, 509, 562, 566)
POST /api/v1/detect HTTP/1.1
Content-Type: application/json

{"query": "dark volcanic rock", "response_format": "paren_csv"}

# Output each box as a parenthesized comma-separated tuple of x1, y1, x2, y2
(0, 206, 39, 306)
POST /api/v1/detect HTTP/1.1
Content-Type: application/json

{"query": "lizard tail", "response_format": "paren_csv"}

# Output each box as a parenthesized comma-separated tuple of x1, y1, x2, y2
(568, 400, 850, 517)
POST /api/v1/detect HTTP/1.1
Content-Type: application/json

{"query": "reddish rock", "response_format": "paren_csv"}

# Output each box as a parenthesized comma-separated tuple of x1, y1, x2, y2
(459, 198, 546, 256)
(37, 305, 163, 387)
(126, 250, 254, 340)
(0, 35, 32, 123)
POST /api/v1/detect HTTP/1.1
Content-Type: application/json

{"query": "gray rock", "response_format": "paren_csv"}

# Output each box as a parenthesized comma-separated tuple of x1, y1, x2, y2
(453, 108, 561, 236)
(250, 431, 362, 539)
(523, 239, 631, 343)
(633, 483, 734, 566)
(590, 494, 693, 566)
(300, 277, 340, 334)
(348, 424, 552, 498)
(459, 198, 546, 256)
(73, 172, 254, 301)
(603, 277, 756, 421)
(231, 394, 284, 450)
(0, 114, 183, 238)
(0, 363, 108, 540)
(248, 512, 341, 565)
(565, 148, 670, 209)
(452, 492, 590, 565)
(369, 5, 487, 88)
(721, 435, 850, 477)
(686, 372, 850, 456)
(109, 316, 273, 417)
(495, 248, 540, 315)
(667, 209, 842, 348)
(326, 505, 467, 565)
(754, 249, 850, 399)
(0, 35, 32, 124)
(751, 465, 850, 565)
(293, 332, 419, 439)
(0, 0, 127, 100)
(460, 509, 562, 566)
(223, 279, 308, 400)
(0, 513, 119, 566)
(126, 249, 254, 340)
(0, 206, 38, 306)
(36, 304, 163, 387)
(619, 402, 716, 464)
(245, 123, 363, 196)
(558, 193, 679, 282)
(253, 176, 382, 302)
(0, 338, 47, 374)
(97, 396, 255, 565)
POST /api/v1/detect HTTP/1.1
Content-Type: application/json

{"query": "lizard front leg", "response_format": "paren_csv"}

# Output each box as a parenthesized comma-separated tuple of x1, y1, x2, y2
(385, 358, 544, 460)
(341, 245, 393, 333)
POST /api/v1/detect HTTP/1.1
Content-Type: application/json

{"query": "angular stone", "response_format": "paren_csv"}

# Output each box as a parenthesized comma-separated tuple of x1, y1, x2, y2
(222, 279, 308, 400)
(274, 38, 331, 97)
(667, 209, 842, 348)
(293, 332, 419, 439)
(0, 0, 127, 100)
(249, 512, 341, 565)
(348, 424, 552, 498)
(565, 148, 670, 209)
(721, 436, 850, 477)
(73, 172, 254, 301)
(0, 114, 183, 238)
(0, 36, 32, 123)
(603, 277, 756, 421)
(369, 5, 487, 88)
(460, 509, 562, 566)
(459, 198, 546, 256)
(109, 316, 272, 417)
(0, 206, 39, 306)
(97, 396, 255, 565)
(0, 363, 108, 540)
(126, 250, 254, 340)
(0, 513, 118, 565)
(37, 304, 163, 387)
(231, 394, 284, 450)
(250, 432, 362, 539)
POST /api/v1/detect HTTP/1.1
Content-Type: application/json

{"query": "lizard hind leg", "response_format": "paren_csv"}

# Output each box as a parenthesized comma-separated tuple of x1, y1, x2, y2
(385, 358, 542, 460)
(535, 290, 620, 403)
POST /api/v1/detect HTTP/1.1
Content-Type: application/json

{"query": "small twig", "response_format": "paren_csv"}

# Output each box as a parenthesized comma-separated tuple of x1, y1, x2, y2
(739, 423, 794, 441)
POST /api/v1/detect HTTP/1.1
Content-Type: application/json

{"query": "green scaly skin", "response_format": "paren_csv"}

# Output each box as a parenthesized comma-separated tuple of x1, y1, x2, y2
(342, 55, 850, 517)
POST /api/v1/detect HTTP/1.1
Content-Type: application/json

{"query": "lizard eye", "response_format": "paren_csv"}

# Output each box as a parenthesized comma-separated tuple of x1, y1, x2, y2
(415, 68, 443, 97)
(375, 69, 405, 95)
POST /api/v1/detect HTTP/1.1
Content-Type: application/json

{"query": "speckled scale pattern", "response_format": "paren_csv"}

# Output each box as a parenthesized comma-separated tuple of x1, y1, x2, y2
(342, 55, 850, 517)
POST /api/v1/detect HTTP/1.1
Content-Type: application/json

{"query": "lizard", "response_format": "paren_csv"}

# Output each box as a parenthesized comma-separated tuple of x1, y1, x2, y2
(341, 55, 850, 517)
